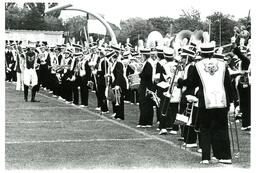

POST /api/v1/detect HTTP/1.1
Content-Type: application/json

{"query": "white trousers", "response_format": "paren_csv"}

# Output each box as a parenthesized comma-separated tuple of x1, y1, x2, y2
(16, 72, 24, 91)
(23, 69, 38, 87)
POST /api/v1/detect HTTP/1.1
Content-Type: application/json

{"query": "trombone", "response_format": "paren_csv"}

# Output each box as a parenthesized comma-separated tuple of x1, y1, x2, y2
(160, 63, 183, 117)
(183, 95, 198, 150)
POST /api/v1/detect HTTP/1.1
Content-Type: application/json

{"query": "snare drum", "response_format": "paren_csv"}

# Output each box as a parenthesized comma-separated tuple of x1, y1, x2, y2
(128, 73, 141, 89)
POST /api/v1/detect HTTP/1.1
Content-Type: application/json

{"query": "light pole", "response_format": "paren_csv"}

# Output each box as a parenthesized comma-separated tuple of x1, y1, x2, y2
(219, 18, 222, 47)
(206, 19, 211, 41)
(45, 4, 118, 45)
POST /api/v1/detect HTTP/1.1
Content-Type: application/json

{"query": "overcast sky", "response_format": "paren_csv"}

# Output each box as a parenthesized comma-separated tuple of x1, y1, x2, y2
(57, 0, 251, 22)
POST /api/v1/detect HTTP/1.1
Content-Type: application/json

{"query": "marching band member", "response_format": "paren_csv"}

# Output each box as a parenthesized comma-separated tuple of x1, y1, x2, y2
(70, 51, 82, 105)
(232, 41, 251, 131)
(123, 51, 132, 103)
(89, 45, 101, 111)
(158, 48, 181, 134)
(55, 46, 65, 100)
(137, 48, 156, 127)
(68, 44, 84, 105)
(178, 42, 234, 164)
(78, 49, 93, 108)
(109, 45, 127, 120)
(97, 50, 113, 113)
(23, 44, 39, 102)
(178, 47, 198, 147)
(49, 47, 59, 97)
(5, 44, 16, 82)
(126, 53, 140, 104)
(62, 49, 73, 103)
(14, 45, 25, 91)
(37, 44, 51, 91)
(155, 46, 167, 128)
(129, 53, 141, 105)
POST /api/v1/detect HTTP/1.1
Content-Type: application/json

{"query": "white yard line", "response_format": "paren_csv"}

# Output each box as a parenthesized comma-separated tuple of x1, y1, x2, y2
(6, 137, 154, 144)
(6, 106, 76, 111)
(5, 119, 105, 124)
(36, 91, 201, 157)
(6, 83, 201, 157)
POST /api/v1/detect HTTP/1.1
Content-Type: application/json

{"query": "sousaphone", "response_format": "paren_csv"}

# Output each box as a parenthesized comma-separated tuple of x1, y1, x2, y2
(146, 31, 164, 49)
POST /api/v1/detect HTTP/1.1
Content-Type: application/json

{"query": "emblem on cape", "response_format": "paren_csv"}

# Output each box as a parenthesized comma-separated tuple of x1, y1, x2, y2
(28, 55, 35, 62)
(204, 61, 219, 75)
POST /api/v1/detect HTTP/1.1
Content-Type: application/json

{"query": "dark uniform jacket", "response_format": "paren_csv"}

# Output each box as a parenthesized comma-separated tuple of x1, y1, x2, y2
(111, 61, 127, 91)
(178, 59, 234, 109)
(139, 61, 155, 92)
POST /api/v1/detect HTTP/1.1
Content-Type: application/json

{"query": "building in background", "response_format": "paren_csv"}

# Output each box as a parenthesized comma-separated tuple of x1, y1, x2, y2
(5, 29, 64, 46)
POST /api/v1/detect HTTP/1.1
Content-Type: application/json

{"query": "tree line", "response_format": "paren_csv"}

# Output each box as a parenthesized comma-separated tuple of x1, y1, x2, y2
(5, 2, 250, 47)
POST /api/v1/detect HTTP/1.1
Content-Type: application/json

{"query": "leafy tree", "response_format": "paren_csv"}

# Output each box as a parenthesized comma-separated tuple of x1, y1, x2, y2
(118, 18, 154, 46)
(5, 2, 64, 31)
(63, 16, 88, 42)
(5, 2, 16, 10)
(46, 3, 61, 18)
(206, 12, 236, 46)
(5, 5, 23, 29)
(148, 17, 174, 36)
(22, 3, 46, 30)
(173, 8, 204, 33)
(44, 16, 64, 31)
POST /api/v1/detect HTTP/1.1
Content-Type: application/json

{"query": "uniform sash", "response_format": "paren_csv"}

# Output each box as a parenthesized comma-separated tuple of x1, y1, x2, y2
(196, 58, 227, 109)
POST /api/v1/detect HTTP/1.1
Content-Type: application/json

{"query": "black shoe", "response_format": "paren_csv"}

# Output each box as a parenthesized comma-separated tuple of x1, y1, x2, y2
(24, 98, 28, 102)
(31, 99, 40, 102)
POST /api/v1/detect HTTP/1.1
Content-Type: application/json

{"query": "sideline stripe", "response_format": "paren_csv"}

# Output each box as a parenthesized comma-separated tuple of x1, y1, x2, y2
(6, 106, 76, 111)
(36, 91, 201, 157)
(6, 138, 154, 144)
(5, 119, 105, 124)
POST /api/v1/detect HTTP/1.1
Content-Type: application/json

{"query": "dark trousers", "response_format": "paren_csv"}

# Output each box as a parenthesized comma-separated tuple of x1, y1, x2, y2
(6, 70, 16, 82)
(24, 84, 37, 101)
(63, 80, 72, 102)
(71, 78, 79, 105)
(237, 83, 251, 128)
(182, 102, 198, 144)
(156, 87, 165, 123)
(112, 92, 125, 120)
(50, 73, 59, 96)
(139, 91, 154, 126)
(39, 65, 48, 88)
(130, 89, 139, 104)
(98, 83, 108, 112)
(124, 88, 131, 101)
(79, 77, 89, 106)
(35, 70, 41, 92)
(159, 99, 179, 130)
(198, 108, 231, 160)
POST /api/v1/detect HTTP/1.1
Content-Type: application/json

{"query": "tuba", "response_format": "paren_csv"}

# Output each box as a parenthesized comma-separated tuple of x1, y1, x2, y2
(146, 31, 164, 49)
(173, 30, 193, 48)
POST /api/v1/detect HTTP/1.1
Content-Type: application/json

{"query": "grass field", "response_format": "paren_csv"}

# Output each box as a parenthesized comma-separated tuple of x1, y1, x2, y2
(5, 82, 250, 169)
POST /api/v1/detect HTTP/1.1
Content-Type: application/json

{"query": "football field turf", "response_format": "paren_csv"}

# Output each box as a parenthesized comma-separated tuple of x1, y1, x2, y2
(5, 82, 250, 169)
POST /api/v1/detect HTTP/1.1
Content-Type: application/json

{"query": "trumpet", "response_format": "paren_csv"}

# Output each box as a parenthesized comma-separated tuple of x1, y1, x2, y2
(145, 88, 160, 107)
(114, 87, 121, 106)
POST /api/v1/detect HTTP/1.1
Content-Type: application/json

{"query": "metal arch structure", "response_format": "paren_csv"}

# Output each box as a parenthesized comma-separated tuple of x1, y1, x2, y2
(45, 4, 117, 45)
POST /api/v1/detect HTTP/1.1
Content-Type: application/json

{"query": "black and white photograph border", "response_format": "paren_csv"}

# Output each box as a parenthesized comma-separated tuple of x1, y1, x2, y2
(1, 0, 256, 172)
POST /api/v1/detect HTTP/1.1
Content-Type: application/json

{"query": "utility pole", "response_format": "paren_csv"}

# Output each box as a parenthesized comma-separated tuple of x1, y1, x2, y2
(219, 18, 221, 47)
